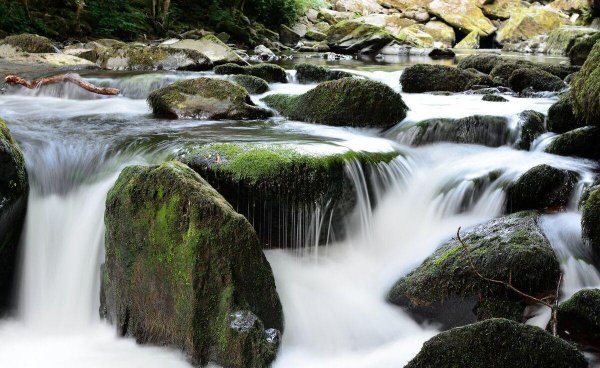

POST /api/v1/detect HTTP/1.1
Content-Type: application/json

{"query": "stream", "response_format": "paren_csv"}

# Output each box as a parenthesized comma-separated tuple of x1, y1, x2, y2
(0, 54, 597, 367)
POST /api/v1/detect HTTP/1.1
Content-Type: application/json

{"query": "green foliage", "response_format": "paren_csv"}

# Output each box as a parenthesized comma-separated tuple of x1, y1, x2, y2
(86, 0, 147, 39)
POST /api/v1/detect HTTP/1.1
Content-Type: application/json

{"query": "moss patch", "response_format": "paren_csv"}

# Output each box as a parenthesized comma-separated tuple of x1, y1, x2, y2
(571, 39, 600, 126)
(214, 63, 287, 83)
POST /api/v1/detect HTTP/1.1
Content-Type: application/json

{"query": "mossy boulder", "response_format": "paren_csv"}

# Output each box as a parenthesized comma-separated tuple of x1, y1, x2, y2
(147, 78, 272, 120)
(0, 118, 28, 312)
(163, 35, 247, 66)
(514, 110, 546, 150)
(545, 26, 599, 56)
(427, 0, 496, 36)
(557, 289, 600, 349)
(571, 39, 600, 126)
(480, 0, 529, 20)
(506, 165, 577, 213)
(102, 161, 283, 368)
(396, 115, 511, 147)
(569, 33, 600, 66)
(490, 62, 577, 87)
(496, 7, 569, 44)
(230, 75, 269, 94)
(582, 186, 600, 259)
(294, 63, 353, 84)
(454, 31, 480, 49)
(545, 126, 600, 160)
(177, 143, 399, 248)
(406, 319, 587, 368)
(396, 25, 435, 48)
(0, 33, 55, 53)
(547, 93, 586, 134)
(400, 64, 492, 93)
(423, 21, 456, 48)
(214, 63, 288, 83)
(387, 212, 561, 329)
(96, 44, 212, 71)
(262, 78, 408, 129)
(482, 94, 508, 102)
(326, 20, 396, 54)
(457, 54, 504, 74)
(508, 68, 567, 93)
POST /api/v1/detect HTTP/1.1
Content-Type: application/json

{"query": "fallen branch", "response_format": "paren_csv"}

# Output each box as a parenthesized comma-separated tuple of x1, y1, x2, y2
(457, 227, 562, 336)
(5, 74, 120, 96)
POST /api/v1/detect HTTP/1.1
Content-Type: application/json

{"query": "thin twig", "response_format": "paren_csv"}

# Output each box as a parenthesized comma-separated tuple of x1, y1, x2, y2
(5, 74, 120, 96)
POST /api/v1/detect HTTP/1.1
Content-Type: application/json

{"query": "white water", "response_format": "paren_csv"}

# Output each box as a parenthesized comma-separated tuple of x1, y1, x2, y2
(0, 66, 598, 368)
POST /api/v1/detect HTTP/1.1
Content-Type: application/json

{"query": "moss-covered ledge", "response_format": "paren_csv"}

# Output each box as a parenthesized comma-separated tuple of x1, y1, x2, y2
(177, 143, 400, 248)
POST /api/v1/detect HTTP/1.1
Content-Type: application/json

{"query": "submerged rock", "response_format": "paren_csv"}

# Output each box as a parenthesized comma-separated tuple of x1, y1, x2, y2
(406, 319, 587, 368)
(262, 78, 408, 129)
(214, 63, 288, 83)
(230, 75, 269, 94)
(397, 115, 511, 147)
(96, 44, 211, 71)
(545, 126, 600, 160)
(178, 143, 399, 248)
(506, 165, 577, 213)
(0, 118, 28, 312)
(508, 68, 566, 93)
(400, 64, 492, 93)
(326, 20, 396, 54)
(0, 33, 55, 53)
(557, 288, 600, 350)
(428, 48, 456, 59)
(547, 93, 586, 134)
(482, 94, 508, 102)
(147, 78, 272, 120)
(571, 40, 600, 126)
(294, 63, 353, 83)
(387, 212, 561, 329)
(102, 161, 283, 367)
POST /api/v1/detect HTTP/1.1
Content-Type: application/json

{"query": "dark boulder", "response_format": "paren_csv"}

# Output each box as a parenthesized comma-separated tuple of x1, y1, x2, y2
(547, 93, 586, 134)
(0, 118, 28, 312)
(506, 165, 577, 213)
(490, 61, 577, 86)
(230, 75, 269, 94)
(514, 110, 546, 150)
(406, 319, 587, 368)
(400, 64, 492, 93)
(582, 185, 600, 259)
(457, 54, 504, 74)
(147, 77, 272, 120)
(545, 126, 600, 160)
(482, 94, 508, 102)
(569, 33, 600, 66)
(102, 161, 283, 368)
(557, 288, 600, 350)
(387, 212, 561, 329)
(428, 48, 456, 59)
(294, 63, 353, 84)
(0, 33, 55, 53)
(214, 63, 288, 83)
(508, 68, 566, 93)
(262, 78, 408, 129)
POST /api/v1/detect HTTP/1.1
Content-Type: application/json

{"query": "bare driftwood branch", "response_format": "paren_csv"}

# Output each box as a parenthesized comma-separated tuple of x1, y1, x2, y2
(5, 74, 120, 96)
(457, 226, 562, 336)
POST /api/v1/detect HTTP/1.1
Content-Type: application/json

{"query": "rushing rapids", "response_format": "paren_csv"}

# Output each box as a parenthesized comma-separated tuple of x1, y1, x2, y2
(0, 57, 598, 367)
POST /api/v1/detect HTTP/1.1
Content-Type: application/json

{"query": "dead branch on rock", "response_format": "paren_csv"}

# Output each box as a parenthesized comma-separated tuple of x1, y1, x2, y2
(5, 74, 120, 96)
(457, 226, 563, 336)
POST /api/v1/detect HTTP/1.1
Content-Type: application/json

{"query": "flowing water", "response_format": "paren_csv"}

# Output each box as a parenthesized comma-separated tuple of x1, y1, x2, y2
(0, 57, 598, 367)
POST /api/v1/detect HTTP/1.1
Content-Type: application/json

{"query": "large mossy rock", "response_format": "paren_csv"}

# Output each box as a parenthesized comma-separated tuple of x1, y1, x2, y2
(545, 126, 600, 160)
(490, 62, 577, 87)
(387, 212, 561, 329)
(0, 33, 55, 53)
(479, 0, 529, 20)
(178, 143, 399, 248)
(396, 115, 511, 147)
(163, 35, 247, 66)
(508, 68, 566, 93)
(557, 289, 600, 350)
(147, 78, 272, 120)
(406, 318, 588, 368)
(582, 185, 600, 259)
(0, 118, 28, 312)
(514, 110, 545, 150)
(262, 78, 408, 129)
(496, 7, 569, 44)
(569, 33, 600, 66)
(294, 63, 353, 84)
(96, 44, 212, 71)
(423, 21, 456, 48)
(400, 64, 492, 93)
(506, 165, 577, 213)
(102, 161, 283, 368)
(397, 25, 435, 47)
(427, 0, 496, 36)
(547, 93, 586, 133)
(214, 63, 288, 83)
(571, 39, 600, 126)
(326, 20, 396, 54)
(457, 54, 504, 74)
(230, 75, 269, 94)
(545, 26, 599, 56)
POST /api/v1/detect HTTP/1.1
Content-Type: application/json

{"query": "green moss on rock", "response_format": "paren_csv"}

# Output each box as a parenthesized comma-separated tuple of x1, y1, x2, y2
(582, 186, 600, 259)
(262, 78, 408, 129)
(514, 110, 546, 150)
(482, 94, 508, 102)
(547, 93, 586, 134)
(387, 212, 561, 328)
(102, 161, 283, 367)
(230, 75, 269, 94)
(177, 143, 399, 248)
(147, 77, 272, 120)
(326, 20, 396, 54)
(214, 63, 288, 83)
(571, 39, 600, 126)
(557, 288, 600, 349)
(508, 68, 566, 93)
(1, 33, 55, 53)
(0, 118, 28, 312)
(406, 318, 587, 368)
(96, 44, 212, 71)
(294, 63, 353, 84)
(545, 126, 600, 160)
(569, 33, 600, 66)
(457, 54, 504, 74)
(400, 64, 492, 93)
